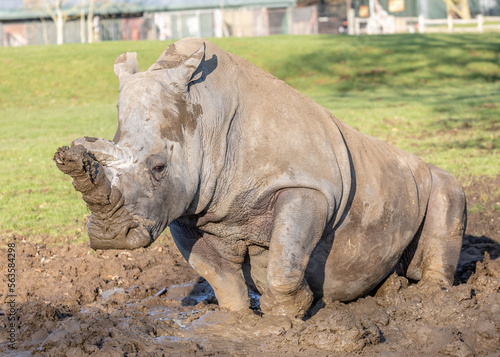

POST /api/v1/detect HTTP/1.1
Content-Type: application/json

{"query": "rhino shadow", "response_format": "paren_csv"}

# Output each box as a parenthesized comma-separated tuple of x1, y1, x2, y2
(454, 234, 500, 285)
(190, 53, 218, 88)
(181, 277, 217, 307)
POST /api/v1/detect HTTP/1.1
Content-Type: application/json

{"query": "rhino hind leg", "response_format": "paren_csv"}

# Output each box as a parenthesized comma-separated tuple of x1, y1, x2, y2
(400, 164, 466, 285)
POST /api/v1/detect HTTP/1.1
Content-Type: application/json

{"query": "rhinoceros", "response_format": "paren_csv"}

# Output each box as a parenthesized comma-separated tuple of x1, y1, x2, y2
(54, 37, 466, 317)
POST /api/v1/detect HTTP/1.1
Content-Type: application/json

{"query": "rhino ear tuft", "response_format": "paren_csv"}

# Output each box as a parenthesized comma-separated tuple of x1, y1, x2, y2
(180, 43, 205, 81)
(114, 52, 139, 79)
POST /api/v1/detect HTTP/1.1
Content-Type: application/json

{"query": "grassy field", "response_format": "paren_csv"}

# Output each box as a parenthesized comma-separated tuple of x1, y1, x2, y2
(0, 34, 499, 242)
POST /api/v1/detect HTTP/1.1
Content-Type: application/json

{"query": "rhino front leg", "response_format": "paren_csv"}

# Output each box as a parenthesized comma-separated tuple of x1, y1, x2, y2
(170, 222, 250, 312)
(260, 188, 328, 318)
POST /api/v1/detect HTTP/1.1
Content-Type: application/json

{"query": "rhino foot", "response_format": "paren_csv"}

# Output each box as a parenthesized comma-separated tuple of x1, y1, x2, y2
(260, 281, 314, 319)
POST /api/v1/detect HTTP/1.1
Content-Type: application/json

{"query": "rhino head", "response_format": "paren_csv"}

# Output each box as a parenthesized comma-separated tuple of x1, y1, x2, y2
(54, 43, 207, 250)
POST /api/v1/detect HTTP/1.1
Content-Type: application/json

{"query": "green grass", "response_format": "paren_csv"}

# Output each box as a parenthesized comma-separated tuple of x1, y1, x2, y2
(1, 34, 499, 242)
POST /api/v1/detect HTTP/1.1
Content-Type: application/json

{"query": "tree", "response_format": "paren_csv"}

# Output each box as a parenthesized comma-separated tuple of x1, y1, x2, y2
(86, 0, 95, 43)
(441, 0, 471, 19)
(79, 0, 96, 43)
(27, 0, 100, 44)
(26, 0, 70, 44)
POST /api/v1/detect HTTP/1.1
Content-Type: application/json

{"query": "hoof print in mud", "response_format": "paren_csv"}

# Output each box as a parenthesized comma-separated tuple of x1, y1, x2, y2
(55, 37, 467, 317)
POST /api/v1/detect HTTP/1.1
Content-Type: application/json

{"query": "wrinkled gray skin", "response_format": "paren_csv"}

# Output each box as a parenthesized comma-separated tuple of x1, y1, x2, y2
(54, 38, 466, 318)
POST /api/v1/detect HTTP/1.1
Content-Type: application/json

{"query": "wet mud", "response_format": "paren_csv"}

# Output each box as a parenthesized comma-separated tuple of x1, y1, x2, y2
(1, 176, 499, 356)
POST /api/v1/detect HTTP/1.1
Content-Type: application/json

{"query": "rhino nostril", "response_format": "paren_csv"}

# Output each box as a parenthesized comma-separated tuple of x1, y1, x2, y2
(125, 227, 152, 249)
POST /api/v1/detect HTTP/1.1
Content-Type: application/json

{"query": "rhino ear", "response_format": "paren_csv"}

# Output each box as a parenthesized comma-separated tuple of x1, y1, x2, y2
(114, 52, 139, 80)
(165, 44, 205, 91)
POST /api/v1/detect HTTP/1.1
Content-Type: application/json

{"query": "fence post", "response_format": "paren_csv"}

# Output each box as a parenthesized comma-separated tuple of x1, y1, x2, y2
(347, 8, 355, 35)
(176, 11, 182, 38)
(80, 8, 86, 43)
(312, 6, 318, 34)
(418, 14, 425, 33)
(477, 14, 484, 33)
(196, 10, 201, 37)
(263, 7, 270, 36)
(447, 15, 453, 33)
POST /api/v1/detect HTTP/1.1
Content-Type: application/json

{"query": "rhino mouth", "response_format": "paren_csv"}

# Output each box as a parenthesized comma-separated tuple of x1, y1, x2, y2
(88, 220, 153, 250)
(86, 192, 155, 250)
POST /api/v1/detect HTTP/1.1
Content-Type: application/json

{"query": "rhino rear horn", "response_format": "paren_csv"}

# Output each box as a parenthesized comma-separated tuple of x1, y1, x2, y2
(71, 137, 131, 167)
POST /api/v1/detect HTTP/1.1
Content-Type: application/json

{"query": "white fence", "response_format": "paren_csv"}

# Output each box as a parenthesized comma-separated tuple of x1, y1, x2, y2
(348, 7, 500, 35)
(419, 15, 500, 33)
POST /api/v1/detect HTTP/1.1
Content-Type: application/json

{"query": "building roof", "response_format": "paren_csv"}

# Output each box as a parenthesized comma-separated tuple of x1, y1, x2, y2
(0, 0, 296, 21)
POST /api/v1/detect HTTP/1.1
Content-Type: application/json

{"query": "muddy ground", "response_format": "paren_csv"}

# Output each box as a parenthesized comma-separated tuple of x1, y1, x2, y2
(1, 176, 499, 356)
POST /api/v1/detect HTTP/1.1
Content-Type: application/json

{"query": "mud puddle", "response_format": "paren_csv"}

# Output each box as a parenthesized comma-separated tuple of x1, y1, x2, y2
(0, 176, 499, 356)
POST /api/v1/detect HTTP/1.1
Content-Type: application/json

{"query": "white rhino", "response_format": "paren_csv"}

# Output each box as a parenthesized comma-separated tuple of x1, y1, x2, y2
(54, 38, 466, 317)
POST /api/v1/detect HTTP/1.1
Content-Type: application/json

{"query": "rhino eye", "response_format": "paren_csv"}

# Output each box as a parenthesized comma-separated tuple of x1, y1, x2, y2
(153, 164, 165, 173)
(151, 164, 166, 181)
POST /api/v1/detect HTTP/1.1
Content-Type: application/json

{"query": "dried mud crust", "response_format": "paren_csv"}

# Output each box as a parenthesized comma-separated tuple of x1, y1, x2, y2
(0, 176, 499, 356)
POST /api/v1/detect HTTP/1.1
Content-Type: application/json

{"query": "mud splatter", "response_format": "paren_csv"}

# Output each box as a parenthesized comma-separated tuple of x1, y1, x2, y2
(159, 91, 201, 142)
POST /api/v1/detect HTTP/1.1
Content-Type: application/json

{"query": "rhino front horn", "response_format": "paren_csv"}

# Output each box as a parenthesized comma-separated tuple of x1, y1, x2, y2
(53, 145, 112, 207)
